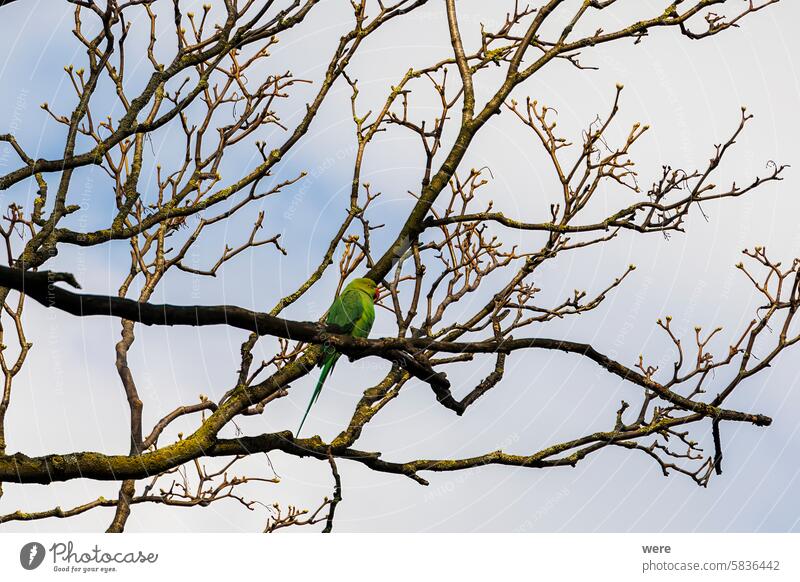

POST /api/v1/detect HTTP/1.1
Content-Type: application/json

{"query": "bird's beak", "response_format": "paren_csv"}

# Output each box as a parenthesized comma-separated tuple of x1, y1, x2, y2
(375, 286, 381, 301)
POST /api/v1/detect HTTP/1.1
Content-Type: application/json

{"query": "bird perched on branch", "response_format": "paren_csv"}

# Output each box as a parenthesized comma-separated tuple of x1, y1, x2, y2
(297, 277, 379, 435)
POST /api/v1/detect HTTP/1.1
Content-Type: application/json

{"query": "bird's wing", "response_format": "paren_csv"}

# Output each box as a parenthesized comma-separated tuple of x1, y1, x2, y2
(326, 287, 365, 334)
(352, 291, 375, 339)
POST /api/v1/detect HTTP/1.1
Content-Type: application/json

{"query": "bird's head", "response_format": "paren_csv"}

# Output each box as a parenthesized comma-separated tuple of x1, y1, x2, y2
(348, 277, 379, 301)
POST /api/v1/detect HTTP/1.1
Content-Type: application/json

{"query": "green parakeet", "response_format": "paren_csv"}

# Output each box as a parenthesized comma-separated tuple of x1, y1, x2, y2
(297, 277, 379, 435)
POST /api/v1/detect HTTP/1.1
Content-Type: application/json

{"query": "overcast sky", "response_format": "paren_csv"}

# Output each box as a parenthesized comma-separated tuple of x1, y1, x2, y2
(0, 0, 799, 533)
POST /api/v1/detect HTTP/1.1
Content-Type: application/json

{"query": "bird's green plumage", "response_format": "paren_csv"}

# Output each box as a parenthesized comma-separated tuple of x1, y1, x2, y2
(297, 278, 377, 435)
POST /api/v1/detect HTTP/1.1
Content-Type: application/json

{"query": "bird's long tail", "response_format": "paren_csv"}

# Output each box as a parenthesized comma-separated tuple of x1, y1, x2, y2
(297, 352, 338, 435)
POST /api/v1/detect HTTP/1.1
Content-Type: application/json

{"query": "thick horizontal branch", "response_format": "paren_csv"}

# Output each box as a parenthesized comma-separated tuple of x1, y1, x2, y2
(0, 404, 767, 487)
(0, 266, 771, 426)
(0, 266, 450, 391)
